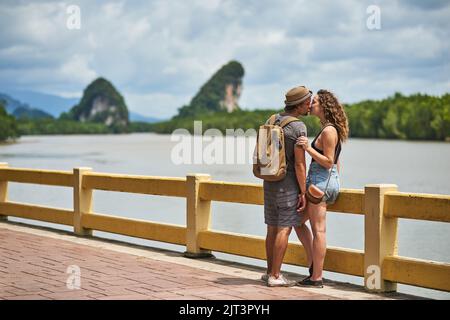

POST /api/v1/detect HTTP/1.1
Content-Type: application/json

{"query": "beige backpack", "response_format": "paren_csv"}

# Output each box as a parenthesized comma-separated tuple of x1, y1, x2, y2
(253, 114, 300, 181)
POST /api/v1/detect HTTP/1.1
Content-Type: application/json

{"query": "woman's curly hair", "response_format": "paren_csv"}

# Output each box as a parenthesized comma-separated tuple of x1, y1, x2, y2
(317, 89, 349, 142)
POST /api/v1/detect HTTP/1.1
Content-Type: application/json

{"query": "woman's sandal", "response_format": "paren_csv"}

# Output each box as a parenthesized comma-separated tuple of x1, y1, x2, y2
(302, 263, 314, 281)
(298, 264, 323, 288)
(297, 277, 324, 288)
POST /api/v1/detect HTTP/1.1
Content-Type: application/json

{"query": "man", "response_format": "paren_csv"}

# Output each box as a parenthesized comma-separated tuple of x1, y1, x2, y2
(263, 85, 312, 287)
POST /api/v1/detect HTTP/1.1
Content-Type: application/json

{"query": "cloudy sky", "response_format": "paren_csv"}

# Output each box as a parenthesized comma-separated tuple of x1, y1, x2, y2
(0, 0, 449, 118)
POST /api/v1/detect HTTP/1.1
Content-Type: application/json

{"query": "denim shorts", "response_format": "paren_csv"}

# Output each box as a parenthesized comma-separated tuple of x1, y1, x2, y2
(306, 162, 340, 205)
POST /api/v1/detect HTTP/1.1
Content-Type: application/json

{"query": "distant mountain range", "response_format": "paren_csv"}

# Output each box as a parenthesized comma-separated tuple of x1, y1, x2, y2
(0, 92, 53, 119)
(128, 112, 163, 123)
(4, 90, 78, 117)
(0, 90, 163, 123)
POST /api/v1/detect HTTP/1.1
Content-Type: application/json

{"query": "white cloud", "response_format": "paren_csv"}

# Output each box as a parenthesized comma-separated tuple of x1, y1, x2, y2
(0, 0, 448, 118)
(101, 1, 125, 19)
(60, 54, 97, 84)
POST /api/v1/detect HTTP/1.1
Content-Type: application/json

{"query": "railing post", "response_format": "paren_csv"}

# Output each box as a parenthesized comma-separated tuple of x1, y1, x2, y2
(364, 184, 398, 292)
(73, 167, 93, 236)
(184, 173, 213, 258)
(0, 163, 8, 221)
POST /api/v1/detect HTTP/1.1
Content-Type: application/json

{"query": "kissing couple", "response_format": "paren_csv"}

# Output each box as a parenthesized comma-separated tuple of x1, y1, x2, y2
(256, 85, 349, 288)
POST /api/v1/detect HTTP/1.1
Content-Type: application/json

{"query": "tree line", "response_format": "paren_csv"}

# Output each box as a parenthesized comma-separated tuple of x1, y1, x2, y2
(149, 92, 450, 141)
(1, 93, 449, 142)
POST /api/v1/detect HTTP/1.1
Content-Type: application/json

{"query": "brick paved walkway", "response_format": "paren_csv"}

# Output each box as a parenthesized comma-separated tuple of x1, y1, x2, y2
(0, 223, 416, 300)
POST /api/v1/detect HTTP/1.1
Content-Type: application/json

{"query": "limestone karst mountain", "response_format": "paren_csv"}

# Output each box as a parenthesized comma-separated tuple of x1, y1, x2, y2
(175, 60, 244, 118)
(61, 77, 129, 131)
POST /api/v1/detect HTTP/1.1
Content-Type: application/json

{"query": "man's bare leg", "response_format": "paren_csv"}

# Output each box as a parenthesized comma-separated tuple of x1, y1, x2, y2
(265, 225, 277, 275)
(270, 226, 292, 278)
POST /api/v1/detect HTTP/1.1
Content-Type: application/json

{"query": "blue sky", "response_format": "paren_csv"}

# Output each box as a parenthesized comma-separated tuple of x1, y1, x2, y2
(0, 0, 449, 118)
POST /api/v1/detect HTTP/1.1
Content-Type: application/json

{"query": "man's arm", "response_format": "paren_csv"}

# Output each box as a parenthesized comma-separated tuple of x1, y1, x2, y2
(294, 143, 307, 212)
(294, 144, 307, 195)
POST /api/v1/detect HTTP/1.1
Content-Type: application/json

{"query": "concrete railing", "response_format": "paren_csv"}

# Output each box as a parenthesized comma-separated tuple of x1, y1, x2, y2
(0, 162, 449, 293)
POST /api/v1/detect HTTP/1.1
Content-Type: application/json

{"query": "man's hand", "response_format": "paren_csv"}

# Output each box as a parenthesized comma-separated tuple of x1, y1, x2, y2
(297, 193, 307, 213)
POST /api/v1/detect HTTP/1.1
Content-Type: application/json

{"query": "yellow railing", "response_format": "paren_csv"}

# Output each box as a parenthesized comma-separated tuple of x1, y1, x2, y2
(0, 162, 449, 293)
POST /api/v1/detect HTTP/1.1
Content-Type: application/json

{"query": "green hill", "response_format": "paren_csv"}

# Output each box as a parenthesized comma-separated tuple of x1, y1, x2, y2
(60, 77, 129, 132)
(175, 60, 244, 118)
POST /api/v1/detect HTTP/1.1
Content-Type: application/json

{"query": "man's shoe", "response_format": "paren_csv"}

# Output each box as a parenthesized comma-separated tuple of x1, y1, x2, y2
(297, 277, 324, 288)
(267, 274, 296, 287)
(261, 273, 269, 282)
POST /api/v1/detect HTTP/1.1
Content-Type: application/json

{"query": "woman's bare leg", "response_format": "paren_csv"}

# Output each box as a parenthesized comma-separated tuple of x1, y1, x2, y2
(294, 204, 314, 268)
(309, 202, 327, 281)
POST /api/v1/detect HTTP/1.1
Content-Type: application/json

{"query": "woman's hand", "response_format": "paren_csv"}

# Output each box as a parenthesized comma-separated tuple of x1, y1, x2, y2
(296, 136, 310, 151)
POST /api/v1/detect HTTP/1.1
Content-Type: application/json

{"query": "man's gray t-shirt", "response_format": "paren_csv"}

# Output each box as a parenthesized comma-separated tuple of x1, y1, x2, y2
(262, 114, 307, 227)
(272, 114, 307, 173)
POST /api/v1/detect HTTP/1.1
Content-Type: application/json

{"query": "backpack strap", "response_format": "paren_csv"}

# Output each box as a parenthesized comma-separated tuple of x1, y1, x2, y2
(266, 114, 278, 125)
(279, 116, 300, 128)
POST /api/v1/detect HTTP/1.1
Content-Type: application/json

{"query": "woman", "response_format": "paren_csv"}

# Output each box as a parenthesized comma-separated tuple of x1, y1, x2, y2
(294, 89, 349, 288)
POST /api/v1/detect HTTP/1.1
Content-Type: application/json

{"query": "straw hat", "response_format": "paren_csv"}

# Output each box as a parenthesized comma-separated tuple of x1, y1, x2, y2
(284, 85, 312, 107)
